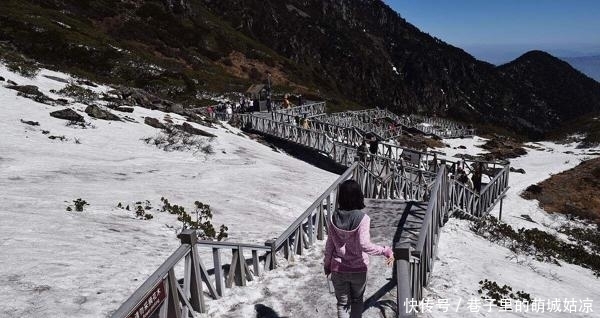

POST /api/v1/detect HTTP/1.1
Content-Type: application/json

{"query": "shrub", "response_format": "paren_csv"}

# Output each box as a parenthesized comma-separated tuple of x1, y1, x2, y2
(478, 279, 532, 308)
(472, 216, 600, 276)
(0, 47, 40, 78)
(160, 197, 228, 241)
(66, 198, 89, 212)
(117, 200, 154, 220)
(142, 125, 214, 155)
(58, 84, 99, 104)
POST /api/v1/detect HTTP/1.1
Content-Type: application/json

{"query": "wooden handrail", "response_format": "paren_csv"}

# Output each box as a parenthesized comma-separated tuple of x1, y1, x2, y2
(274, 162, 358, 248)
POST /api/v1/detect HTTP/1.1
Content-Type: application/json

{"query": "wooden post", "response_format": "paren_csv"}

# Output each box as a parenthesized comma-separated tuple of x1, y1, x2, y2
(498, 197, 504, 221)
(212, 248, 223, 297)
(178, 229, 207, 312)
(265, 239, 277, 270)
(252, 250, 260, 277)
(395, 246, 414, 318)
(167, 269, 182, 318)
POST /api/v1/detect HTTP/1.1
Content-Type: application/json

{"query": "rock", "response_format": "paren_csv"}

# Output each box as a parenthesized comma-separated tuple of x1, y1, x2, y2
(458, 145, 467, 149)
(168, 103, 184, 114)
(8, 85, 56, 105)
(20, 119, 40, 126)
(43, 75, 69, 84)
(85, 105, 121, 121)
(520, 214, 536, 223)
(7, 85, 43, 96)
(0, 76, 4, 81)
(50, 108, 84, 122)
(510, 167, 526, 174)
(178, 122, 217, 137)
(77, 79, 98, 87)
(55, 98, 69, 106)
(144, 117, 166, 129)
(107, 104, 134, 113)
(7, 80, 17, 86)
(48, 135, 67, 141)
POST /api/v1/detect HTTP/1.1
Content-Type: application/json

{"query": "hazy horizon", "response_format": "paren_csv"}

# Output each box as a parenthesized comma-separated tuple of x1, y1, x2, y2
(384, 0, 600, 65)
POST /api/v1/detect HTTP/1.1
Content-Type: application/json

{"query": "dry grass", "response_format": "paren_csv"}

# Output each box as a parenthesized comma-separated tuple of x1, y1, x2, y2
(521, 157, 600, 223)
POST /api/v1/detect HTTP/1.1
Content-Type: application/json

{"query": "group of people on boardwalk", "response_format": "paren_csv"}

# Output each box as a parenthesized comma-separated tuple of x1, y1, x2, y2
(454, 162, 484, 193)
(357, 135, 380, 163)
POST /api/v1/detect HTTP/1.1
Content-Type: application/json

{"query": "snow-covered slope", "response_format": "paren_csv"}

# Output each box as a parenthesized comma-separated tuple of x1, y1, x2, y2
(2, 64, 599, 318)
(0, 65, 337, 317)
(204, 139, 600, 317)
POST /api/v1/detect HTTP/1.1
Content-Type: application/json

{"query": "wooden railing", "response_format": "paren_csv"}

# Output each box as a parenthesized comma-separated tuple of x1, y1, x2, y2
(450, 163, 510, 217)
(111, 231, 214, 318)
(113, 104, 509, 318)
(276, 102, 326, 117)
(395, 165, 450, 317)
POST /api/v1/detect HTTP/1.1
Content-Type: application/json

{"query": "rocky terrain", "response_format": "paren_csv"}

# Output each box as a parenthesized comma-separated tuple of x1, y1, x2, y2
(2, 0, 600, 139)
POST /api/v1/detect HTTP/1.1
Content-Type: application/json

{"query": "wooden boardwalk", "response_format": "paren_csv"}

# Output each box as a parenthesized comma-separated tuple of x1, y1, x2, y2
(366, 199, 428, 250)
(112, 102, 508, 318)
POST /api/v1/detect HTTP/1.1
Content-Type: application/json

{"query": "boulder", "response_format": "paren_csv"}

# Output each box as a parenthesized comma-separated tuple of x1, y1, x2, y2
(167, 103, 184, 114)
(178, 122, 217, 137)
(50, 108, 84, 122)
(510, 167, 526, 174)
(144, 117, 166, 129)
(85, 105, 121, 121)
(20, 119, 40, 126)
(0, 76, 4, 81)
(7, 85, 43, 96)
(107, 104, 134, 113)
(8, 85, 55, 105)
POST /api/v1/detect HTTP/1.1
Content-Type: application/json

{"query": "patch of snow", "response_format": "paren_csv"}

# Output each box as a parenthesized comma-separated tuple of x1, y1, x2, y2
(0, 64, 337, 317)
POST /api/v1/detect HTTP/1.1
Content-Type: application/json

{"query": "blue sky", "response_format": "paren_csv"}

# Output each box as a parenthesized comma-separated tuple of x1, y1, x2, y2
(384, 0, 600, 64)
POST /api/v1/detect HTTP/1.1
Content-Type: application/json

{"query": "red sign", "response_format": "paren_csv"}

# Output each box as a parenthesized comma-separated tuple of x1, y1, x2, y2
(127, 281, 167, 318)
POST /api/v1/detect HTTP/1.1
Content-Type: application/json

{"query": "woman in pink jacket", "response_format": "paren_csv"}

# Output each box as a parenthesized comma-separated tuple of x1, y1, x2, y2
(324, 180, 394, 318)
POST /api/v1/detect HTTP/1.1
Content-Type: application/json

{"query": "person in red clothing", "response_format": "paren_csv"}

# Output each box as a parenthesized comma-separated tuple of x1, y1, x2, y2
(324, 180, 395, 318)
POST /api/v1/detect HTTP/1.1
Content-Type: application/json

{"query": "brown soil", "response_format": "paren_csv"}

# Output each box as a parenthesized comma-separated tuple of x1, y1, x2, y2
(521, 157, 600, 223)
(218, 51, 310, 93)
(395, 134, 446, 151)
(480, 135, 527, 160)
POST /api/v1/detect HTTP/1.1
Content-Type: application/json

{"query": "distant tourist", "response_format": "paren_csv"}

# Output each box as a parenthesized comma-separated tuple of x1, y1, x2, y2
(298, 94, 304, 106)
(206, 106, 214, 119)
(324, 180, 394, 318)
(282, 94, 291, 109)
(472, 163, 483, 193)
(225, 104, 233, 120)
(301, 113, 310, 129)
(368, 136, 379, 155)
(357, 140, 369, 162)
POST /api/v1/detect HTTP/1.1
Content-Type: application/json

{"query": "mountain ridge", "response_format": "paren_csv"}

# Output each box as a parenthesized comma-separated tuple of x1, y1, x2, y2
(1, 0, 600, 139)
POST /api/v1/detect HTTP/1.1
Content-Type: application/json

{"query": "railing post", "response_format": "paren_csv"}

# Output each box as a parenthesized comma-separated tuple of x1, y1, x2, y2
(395, 246, 415, 318)
(265, 239, 277, 270)
(212, 248, 223, 297)
(178, 229, 206, 312)
(166, 269, 182, 318)
(498, 197, 504, 221)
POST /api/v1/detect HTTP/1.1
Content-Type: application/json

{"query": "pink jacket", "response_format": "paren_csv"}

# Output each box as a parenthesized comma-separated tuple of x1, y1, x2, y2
(324, 214, 393, 273)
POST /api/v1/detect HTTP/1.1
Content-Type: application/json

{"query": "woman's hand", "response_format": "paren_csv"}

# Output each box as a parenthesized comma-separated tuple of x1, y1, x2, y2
(385, 256, 395, 267)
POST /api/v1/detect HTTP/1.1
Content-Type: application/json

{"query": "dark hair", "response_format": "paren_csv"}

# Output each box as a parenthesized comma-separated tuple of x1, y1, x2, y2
(338, 180, 365, 211)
